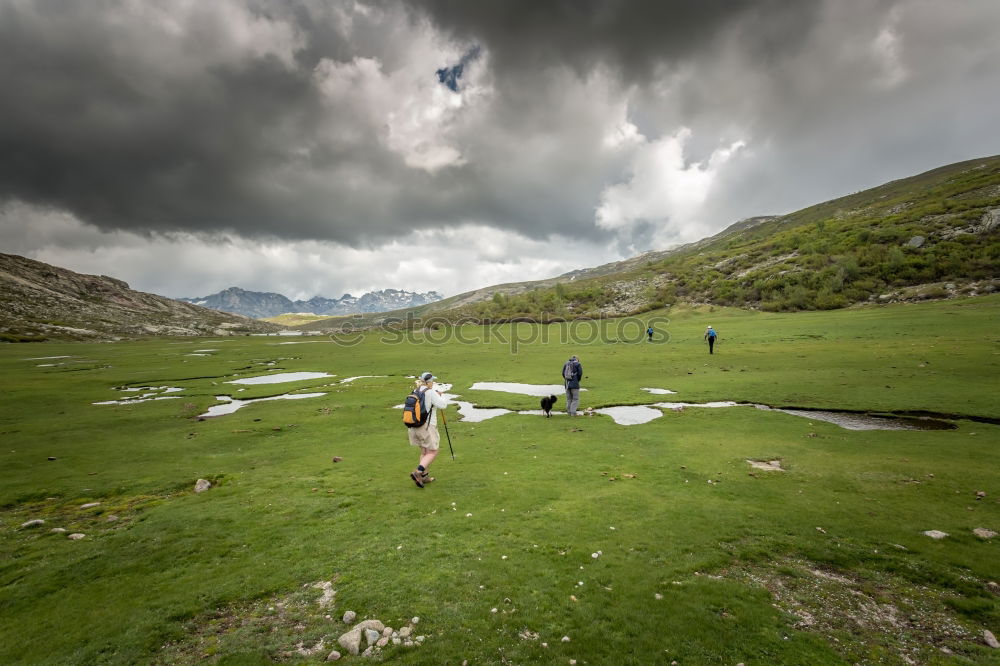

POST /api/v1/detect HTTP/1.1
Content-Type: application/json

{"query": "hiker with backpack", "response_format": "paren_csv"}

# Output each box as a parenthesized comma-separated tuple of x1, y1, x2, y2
(562, 355, 583, 416)
(704, 325, 718, 354)
(403, 371, 450, 488)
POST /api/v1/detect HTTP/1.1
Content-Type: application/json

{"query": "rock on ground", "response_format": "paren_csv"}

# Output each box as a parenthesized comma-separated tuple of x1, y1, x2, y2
(338, 620, 385, 656)
(325, 650, 341, 661)
(973, 528, 997, 539)
(985, 630, 1000, 649)
(922, 530, 948, 539)
(342, 610, 357, 624)
(68, 533, 86, 540)
(20, 519, 45, 528)
(194, 479, 212, 493)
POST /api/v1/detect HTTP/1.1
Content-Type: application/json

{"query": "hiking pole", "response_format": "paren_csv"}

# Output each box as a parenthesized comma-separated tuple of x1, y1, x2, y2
(441, 410, 456, 460)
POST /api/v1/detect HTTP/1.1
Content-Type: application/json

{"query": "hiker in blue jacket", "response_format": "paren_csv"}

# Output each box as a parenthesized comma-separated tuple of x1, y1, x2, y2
(562, 355, 583, 416)
(704, 325, 718, 354)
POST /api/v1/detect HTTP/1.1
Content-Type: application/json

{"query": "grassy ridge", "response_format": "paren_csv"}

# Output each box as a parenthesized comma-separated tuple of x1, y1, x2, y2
(298, 156, 999, 332)
(1, 296, 999, 664)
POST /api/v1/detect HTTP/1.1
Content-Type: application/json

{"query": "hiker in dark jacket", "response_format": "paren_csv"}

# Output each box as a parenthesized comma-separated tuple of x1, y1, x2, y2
(562, 355, 583, 416)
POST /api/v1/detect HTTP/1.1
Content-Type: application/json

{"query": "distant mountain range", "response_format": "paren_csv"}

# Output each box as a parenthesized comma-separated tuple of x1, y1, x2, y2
(0, 253, 278, 341)
(179, 286, 444, 319)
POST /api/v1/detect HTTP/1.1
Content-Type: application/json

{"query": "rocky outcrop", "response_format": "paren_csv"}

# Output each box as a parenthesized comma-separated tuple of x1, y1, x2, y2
(0, 253, 279, 341)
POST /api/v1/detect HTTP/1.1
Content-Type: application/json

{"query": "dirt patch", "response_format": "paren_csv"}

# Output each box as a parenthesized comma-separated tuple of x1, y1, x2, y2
(154, 578, 342, 664)
(722, 558, 983, 664)
(747, 459, 784, 472)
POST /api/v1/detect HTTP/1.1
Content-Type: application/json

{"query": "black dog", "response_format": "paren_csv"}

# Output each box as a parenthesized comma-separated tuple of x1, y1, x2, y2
(540, 394, 558, 418)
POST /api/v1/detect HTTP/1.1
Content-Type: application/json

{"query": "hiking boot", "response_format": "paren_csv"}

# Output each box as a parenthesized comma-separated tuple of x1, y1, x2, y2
(421, 472, 436, 485)
(410, 469, 425, 488)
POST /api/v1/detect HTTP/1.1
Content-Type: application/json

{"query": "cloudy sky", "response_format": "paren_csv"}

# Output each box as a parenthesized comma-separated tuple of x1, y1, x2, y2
(2, 0, 999, 300)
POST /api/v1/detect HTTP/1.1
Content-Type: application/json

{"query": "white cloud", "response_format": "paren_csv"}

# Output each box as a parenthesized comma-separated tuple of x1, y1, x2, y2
(595, 127, 745, 245)
(1, 201, 614, 300)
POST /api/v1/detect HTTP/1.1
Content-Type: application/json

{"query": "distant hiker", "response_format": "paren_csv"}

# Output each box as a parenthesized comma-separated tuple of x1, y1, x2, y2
(404, 372, 449, 488)
(647, 325, 654, 342)
(704, 326, 718, 354)
(562, 355, 583, 416)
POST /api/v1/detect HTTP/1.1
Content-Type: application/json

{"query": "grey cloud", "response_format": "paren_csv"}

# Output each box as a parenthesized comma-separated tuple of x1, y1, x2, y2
(2, 0, 999, 262)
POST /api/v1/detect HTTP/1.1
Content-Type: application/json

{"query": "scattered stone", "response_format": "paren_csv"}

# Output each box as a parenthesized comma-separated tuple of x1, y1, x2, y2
(923, 530, 949, 539)
(399, 626, 412, 638)
(194, 479, 212, 493)
(655, 593, 663, 600)
(376, 637, 388, 647)
(561, 636, 571, 642)
(815, 527, 827, 534)
(332, 457, 343, 463)
(20, 519, 45, 528)
(976, 491, 987, 499)
(361, 646, 374, 657)
(342, 611, 357, 624)
(80, 502, 101, 509)
(985, 630, 999, 649)
(906, 235, 925, 248)
(50, 528, 67, 533)
(326, 650, 341, 661)
(365, 629, 380, 646)
(355, 620, 385, 633)
(382, 627, 393, 637)
(337, 629, 362, 656)
(68, 533, 86, 540)
(973, 528, 997, 539)
(48, 456, 57, 461)
(106, 515, 119, 522)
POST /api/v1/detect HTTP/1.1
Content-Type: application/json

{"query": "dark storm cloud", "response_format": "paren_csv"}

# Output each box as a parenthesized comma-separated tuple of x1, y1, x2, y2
(398, 0, 829, 85)
(1, 0, 999, 257)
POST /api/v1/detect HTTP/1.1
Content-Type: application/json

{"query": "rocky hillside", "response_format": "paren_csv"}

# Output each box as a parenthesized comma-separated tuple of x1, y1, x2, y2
(180, 286, 443, 318)
(0, 254, 279, 342)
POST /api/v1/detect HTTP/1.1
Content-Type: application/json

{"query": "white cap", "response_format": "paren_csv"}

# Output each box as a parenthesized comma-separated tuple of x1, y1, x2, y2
(420, 372, 436, 381)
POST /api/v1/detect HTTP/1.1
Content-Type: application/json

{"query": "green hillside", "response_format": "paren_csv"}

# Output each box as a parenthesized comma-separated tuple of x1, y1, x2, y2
(295, 155, 999, 333)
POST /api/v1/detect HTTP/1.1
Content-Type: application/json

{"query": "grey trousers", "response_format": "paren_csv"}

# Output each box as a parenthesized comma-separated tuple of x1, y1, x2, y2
(565, 388, 580, 416)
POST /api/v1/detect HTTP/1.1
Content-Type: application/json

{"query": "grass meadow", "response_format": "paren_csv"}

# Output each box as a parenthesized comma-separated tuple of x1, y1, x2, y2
(2, 296, 999, 665)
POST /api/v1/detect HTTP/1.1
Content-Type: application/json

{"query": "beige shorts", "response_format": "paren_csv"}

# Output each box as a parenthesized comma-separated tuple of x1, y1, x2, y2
(407, 422, 440, 450)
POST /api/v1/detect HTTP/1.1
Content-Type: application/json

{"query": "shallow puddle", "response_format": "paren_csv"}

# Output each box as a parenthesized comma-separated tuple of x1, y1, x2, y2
(94, 387, 184, 405)
(199, 392, 327, 417)
(642, 388, 677, 395)
(774, 408, 956, 431)
(469, 382, 586, 397)
(24, 355, 72, 360)
(339, 375, 387, 384)
(455, 401, 513, 422)
(652, 401, 742, 410)
(595, 405, 663, 425)
(227, 372, 333, 385)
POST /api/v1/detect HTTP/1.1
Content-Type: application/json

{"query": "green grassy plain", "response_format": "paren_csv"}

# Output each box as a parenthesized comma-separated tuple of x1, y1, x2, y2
(2, 296, 999, 664)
